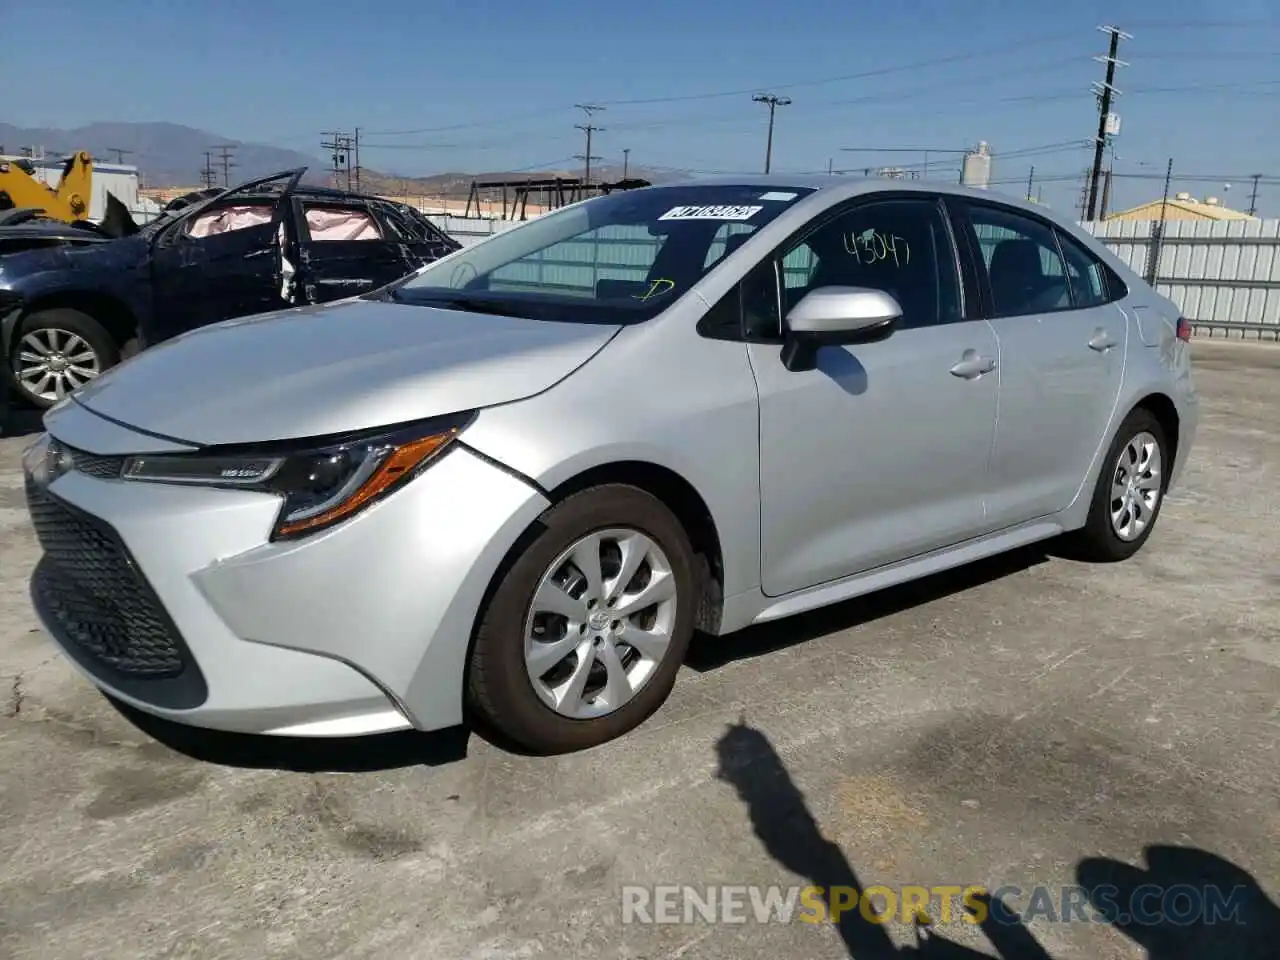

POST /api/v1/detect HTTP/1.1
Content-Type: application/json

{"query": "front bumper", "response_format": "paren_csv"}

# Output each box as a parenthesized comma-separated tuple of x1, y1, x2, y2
(25, 416, 550, 736)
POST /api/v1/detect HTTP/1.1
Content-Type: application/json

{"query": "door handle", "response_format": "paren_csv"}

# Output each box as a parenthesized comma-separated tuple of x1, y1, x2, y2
(950, 351, 997, 379)
(1088, 329, 1117, 352)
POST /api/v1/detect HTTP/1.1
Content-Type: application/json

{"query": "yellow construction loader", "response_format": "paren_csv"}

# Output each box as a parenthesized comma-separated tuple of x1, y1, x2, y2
(0, 151, 93, 222)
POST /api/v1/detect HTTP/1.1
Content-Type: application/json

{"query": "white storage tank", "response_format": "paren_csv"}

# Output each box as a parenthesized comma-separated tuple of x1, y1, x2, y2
(961, 142, 991, 189)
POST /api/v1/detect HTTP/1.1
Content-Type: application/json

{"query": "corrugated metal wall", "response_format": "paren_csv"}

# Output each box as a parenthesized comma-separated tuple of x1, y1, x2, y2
(430, 214, 1280, 338)
(1083, 218, 1280, 337)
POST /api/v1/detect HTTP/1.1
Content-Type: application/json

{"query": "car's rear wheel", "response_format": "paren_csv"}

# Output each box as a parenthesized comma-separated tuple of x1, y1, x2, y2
(467, 484, 697, 754)
(1067, 407, 1169, 562)
(10, 308, 118, 409)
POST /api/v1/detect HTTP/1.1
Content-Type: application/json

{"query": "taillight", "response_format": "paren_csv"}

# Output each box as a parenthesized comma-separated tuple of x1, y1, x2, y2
(1175, 317, 1192, 342)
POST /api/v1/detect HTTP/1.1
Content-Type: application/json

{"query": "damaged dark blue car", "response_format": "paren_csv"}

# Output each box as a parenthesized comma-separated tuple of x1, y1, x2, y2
(0, 168, 460, 410)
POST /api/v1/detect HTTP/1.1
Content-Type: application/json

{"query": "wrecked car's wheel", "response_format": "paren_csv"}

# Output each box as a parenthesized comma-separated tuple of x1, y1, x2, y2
(10, 308, 118, 409)
(467, 485, 697, 754)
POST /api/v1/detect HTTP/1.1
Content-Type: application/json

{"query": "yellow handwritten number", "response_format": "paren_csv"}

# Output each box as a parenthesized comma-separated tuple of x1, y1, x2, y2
(634, 278, 676, 301)
(844, 231, 911, 267)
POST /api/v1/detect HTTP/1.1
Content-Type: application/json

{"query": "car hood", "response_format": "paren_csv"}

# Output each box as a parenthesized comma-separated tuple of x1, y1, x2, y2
(0, 234, 144, 273)
(71, 298, 622, 446)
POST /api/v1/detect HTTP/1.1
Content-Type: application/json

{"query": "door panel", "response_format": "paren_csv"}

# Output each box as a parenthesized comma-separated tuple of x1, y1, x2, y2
(149, 202, 286, 338)
(962, 203, 1127, 525)
(747, 196, 999, 597)
(294, 201, 413, 303)
(751, 323, 1000, 595)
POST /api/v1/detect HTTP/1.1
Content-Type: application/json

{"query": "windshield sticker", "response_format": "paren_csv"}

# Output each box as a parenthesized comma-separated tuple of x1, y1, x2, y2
(757, 191, 799, 202)
(633, 278, 676, 301)
(659, 204, 764, 222)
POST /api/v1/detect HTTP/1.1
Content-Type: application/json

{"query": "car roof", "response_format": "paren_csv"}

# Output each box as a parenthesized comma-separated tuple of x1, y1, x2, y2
(226, 183, 388, 204)
(641, 174, 1072, 223)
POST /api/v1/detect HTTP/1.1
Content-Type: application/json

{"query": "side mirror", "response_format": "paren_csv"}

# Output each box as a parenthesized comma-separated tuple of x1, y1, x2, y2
(780, 286, 902, 372)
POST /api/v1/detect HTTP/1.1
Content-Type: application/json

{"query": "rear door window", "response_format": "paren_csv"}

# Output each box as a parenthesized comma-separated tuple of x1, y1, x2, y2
(302, 204, 382, 241)
(963, 203, 1071, 318)
(1056, 230, 1110, 308)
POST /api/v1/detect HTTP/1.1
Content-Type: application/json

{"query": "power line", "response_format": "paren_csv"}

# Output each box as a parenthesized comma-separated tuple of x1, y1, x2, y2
(573, 104, 606, 184)
(597, 31, 1086, 106)
(752, 93, 791, 174)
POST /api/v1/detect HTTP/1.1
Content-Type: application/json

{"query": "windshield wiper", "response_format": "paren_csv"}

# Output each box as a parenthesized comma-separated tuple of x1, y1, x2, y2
(388, 289, 531, 318)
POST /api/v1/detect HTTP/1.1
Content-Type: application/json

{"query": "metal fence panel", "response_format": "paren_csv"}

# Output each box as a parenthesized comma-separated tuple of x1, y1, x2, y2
(1084, 217, 1280, 338)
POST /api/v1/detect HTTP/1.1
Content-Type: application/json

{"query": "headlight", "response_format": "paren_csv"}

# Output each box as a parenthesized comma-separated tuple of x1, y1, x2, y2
(121, 414, 472, 540)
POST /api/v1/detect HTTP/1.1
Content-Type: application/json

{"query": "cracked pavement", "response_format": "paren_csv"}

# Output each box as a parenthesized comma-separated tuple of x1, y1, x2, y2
(0, 339, 1277, 959)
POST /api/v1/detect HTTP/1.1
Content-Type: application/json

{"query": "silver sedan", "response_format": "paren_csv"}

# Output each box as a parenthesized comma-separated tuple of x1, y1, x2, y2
(21, 177, 1198, 753)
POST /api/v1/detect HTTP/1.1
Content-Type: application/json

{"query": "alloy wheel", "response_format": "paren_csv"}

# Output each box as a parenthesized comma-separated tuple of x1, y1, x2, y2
(1109, 430, 1162, 542)
(14, 328, 102, 402)
(523, 528, 679, 720)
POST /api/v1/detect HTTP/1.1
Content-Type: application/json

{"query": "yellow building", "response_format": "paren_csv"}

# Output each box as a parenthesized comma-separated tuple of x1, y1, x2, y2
(1105, 193, 1257, 222)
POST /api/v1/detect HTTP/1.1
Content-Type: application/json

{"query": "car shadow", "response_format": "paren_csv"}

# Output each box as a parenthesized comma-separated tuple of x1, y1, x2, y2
(716, 720, 1280, 959)
(105, 695, 471, 773)
(687, 545, 1050, 672)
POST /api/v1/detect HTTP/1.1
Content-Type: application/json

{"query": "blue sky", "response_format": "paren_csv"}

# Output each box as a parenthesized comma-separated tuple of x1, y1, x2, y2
(3, 0, 1278, 214)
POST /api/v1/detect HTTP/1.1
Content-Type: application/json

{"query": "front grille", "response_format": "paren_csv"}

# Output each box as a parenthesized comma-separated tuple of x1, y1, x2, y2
(26, 479, 187, 678)
(66, 447, 124, 480)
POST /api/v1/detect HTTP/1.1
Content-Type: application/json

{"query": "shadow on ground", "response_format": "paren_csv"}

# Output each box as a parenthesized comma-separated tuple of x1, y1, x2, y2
(716, 721, 1279, 959)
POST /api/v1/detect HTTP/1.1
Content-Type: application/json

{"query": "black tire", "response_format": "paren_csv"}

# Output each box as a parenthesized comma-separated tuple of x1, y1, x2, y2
(1065, 407, 1169, 562)
(467, 484, 698, 754)
(10, 308, 119, 409)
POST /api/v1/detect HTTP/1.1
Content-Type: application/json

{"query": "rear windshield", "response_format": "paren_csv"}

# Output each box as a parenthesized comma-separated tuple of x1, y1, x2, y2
(383, 184, 815, 323)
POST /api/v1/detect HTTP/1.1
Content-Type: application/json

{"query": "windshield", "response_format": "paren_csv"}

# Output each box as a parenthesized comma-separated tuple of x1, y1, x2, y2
(383, 184, 815, 323)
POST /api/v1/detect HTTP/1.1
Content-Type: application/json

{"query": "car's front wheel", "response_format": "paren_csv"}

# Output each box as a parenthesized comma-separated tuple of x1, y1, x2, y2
(10, 308, 118, 409)
(467, 484, 698, 754)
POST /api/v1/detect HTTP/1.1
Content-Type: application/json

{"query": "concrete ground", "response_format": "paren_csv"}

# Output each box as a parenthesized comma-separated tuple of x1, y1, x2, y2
(0, 340, 1276, 960)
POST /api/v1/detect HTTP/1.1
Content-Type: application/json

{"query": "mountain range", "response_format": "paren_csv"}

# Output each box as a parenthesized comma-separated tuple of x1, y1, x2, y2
(0, 121, 675, 193)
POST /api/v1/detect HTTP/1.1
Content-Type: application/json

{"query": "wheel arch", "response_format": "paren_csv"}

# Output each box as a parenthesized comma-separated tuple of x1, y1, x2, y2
(464, 458, 728, 717)
(16, 290, 139, 351)
(545, 460, 725, 634)
(1128, 392, 1181, 480)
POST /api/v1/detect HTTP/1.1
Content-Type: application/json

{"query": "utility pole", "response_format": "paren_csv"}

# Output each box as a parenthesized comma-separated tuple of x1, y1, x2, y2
(1248, 174, 1261, 216)
(321, 132, 353, 190)
(1026, 166, 1035, 202)
(353, 127, 362, 193)
(212, 144, 237, 187)
(200, 151, 218, 188)
(573, 104, 605, 185)
(752, 93, 791, 174)
(105, 147, 133, 164)
(622, 148, 630, 179)
(1158, 157, 1173, 222)
(1086, 25, 1130, 221)
(1100, 168, 1113, 219)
